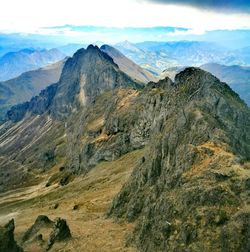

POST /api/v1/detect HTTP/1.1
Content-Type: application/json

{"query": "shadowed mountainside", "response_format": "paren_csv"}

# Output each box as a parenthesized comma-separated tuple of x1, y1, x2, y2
(0, 59, 66, 121)
(0, 48, 65, 81)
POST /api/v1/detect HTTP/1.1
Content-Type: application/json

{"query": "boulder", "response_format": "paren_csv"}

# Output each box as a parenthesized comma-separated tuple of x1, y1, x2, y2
(47, 218, 71, 250)
(0, 219, 23, 252)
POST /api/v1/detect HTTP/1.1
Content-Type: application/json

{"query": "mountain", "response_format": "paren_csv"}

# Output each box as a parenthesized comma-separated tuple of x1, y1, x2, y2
(0, 48, 65, 81)
(0, 44, 249, 252)
(100, 44, 158, 83)
(0, 59, 65, 121)
(234, 46, 250, 65)
(201, 63, 250, 106)
(135, 41, 245, 66)
(6, 45, 141, 122)
(108, 68, 250, 251)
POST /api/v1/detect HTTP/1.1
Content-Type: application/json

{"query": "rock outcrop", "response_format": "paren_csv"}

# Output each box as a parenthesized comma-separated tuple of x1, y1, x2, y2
(21, 216, 71, 251)
(47, 218, 71, 250)
(0, 219, 23, 252)
(22, 215, 54, 243)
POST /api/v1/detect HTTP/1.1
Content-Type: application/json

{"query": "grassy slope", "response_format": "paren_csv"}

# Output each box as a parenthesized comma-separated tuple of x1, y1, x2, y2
(0, 149, 145, 252)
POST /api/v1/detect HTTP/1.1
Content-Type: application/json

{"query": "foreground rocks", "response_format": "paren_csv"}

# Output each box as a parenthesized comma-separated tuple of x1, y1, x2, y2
(21, 215, 71, 251)
(22, 215, 54, 243)
(0, 219, 23, 252)
(47, 218, 72, 250)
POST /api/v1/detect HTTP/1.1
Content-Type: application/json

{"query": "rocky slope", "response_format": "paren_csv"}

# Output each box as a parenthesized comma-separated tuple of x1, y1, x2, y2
(0, 45, 249, 252)
(108, 68, 250, 251)
(0, 48, 65, 81)
(0, 59, 65, 121)
(100, 45, 157, 83)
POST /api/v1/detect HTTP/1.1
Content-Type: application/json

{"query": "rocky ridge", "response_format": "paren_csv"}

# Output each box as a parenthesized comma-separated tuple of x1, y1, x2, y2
(108, 67, 250, 251)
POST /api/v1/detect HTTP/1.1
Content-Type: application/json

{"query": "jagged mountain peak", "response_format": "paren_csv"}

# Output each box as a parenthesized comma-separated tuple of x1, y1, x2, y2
(171, 67, 247, 108)
(6, 44, 141, 121)
(51, 44, 140, 119)
(71, 45, 116, 64)
(61, 44, 118, 78)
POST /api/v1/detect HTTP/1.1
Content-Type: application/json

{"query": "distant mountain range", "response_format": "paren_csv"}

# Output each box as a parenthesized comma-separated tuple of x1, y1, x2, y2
(114, 41, 178, 75)
(0, 48, 65, 81)
(114, 41, 250, 74)
(0, 59, 65, 120)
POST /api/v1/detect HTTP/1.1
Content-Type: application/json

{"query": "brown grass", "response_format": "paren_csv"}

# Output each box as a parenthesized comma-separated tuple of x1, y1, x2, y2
(0, 149, 145, 251)
(183, 142, 235, 178)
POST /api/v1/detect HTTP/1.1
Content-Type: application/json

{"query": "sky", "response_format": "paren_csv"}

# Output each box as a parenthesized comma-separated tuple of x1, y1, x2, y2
(0, 0, 250, 48)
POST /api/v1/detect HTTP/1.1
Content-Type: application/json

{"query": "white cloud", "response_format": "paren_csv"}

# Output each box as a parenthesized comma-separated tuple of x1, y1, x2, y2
(0, 0, 250, 33)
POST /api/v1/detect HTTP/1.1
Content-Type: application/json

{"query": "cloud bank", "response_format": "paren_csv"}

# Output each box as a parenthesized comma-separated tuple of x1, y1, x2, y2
(0, 0, 250, 35)
(142, 0, 250, 13)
